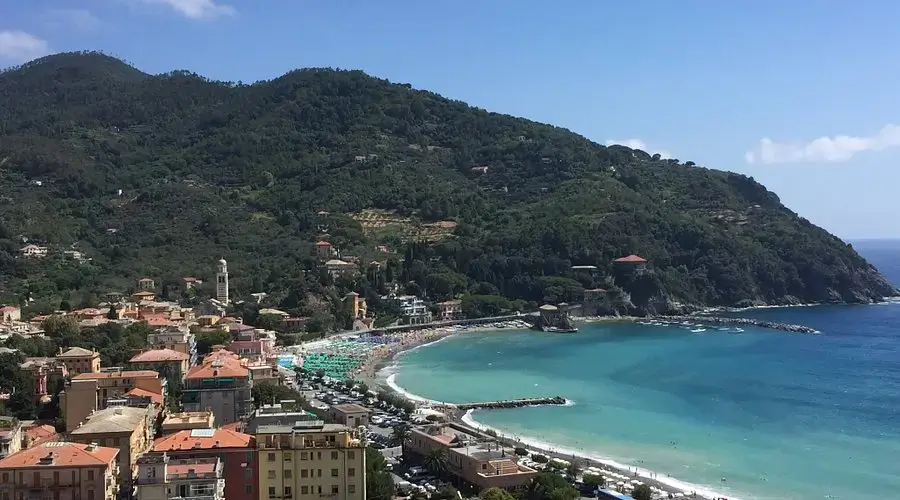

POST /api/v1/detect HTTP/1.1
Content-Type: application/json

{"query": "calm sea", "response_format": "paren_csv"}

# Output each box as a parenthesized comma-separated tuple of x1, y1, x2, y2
(384, 239, 900, 500)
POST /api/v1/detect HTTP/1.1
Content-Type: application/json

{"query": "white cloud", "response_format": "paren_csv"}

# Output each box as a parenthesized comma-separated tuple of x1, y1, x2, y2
(746, 124, 900, 165)
(605, 139, 672, 159)
(138, 0, 235, 19)
(0, 30, 51, 64)
(45, 9, 101, 32)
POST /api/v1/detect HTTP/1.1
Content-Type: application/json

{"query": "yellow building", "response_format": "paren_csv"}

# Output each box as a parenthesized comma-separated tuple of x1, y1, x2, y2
(69, 405, 155, 496)
(56, 347, 101, 375)
(256, 420, 366, 500)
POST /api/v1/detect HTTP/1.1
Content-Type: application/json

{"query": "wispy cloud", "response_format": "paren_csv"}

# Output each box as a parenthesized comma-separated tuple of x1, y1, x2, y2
(745, 124, 900, 165)
(45, 9, 101, 33)
(0, 30, 51, 64)
(137, 0, 236, 19)
(605, 139, 672, 159)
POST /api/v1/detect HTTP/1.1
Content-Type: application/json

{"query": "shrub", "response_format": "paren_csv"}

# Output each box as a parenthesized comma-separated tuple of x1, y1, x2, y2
(514, 447, 528, 456)
(531, 454, 548, 463)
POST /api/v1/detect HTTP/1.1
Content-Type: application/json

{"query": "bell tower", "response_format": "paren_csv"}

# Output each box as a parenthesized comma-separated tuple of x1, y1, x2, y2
(216, 258, 229, 305)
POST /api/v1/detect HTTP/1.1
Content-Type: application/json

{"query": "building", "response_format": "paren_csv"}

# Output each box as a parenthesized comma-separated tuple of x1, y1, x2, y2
(613, 254, 648, 275)
(215, 258, 229, 305)
(0, 306, 20, 323)
(21, 424, 58, 450)
(396, 296, 431, 325)
(343, 293, 368, 322)
(56, 347, 101, 375)
(132, 291, 157, 302)
(405, 424, 537, 491)
(135, 454, 224, 500)
(69, 405, 154, 497)
(182, 350, 252, 426)
(325, 260, 356, 279)
(245, 404, 320, 434)
(256, 419, 365, 500)
(137, 278, 156, 291)
(151, 428, 257, 500)
(436, 300, 463, 322)
(160, 412, 215, 435)
(181, 277, 203, 291)
(61, 370, 164, 432)
(147, 327, 198, 367)
(19, 357, 68, 401)
(327, 404, 370, 428)
(0, 418, 21, 459)
(315, 241, 334, 260)
(129, 349, 191, 378)
(19, 245, 48, 258)
(0, 441, 120, 500)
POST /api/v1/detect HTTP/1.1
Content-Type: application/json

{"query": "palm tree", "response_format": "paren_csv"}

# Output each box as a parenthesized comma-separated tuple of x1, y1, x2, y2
(390, 424, 411, 448)
(423, 447, 449, 477)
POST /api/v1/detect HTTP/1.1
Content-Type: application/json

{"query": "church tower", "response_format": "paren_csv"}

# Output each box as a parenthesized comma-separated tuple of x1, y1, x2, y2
(216, 258, 229, 305)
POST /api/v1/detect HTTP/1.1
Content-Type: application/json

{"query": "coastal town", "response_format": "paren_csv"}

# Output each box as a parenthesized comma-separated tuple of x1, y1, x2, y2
(0, 242, 745, 500)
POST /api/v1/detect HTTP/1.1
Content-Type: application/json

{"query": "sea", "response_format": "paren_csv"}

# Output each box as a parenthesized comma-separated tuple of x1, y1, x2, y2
(381, 239, 900, 500)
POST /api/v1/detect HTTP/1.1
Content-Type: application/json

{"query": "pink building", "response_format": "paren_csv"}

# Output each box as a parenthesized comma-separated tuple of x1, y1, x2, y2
(19, 358, 68, 401)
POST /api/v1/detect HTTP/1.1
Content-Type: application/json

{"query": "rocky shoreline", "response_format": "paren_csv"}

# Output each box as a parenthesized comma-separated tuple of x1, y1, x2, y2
(455, 396, 567, 410)
(653, 314, 820, 333)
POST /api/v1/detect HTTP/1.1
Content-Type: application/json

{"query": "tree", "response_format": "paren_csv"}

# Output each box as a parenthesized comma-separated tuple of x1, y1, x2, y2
(481, 487, 515, 500)
(195, 330, 230, 355)
(390, 424, 410, 447)
(582, 473, 605, 489)
(631, 484, 652, 500)
(252, 381, 306, 408)
(41, 316, 79, 339)
(423, 447, 450, 476)
(365, 447, 394, 500)
(526, 473, 578, 500)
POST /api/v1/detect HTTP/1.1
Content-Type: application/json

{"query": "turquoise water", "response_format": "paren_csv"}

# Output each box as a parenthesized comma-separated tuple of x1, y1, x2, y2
(387, 242, 900, 500)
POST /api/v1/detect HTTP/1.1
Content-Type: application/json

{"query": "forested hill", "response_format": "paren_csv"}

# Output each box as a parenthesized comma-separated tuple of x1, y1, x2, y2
(0, 51, 894, 316)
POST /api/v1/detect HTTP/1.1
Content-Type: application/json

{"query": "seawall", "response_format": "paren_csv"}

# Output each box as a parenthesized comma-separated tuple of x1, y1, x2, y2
(455, 396, 567, 410)
(653, 314, 819, 333)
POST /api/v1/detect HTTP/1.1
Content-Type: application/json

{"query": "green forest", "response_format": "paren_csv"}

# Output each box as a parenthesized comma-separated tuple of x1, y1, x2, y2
(0, 51, 894, 320)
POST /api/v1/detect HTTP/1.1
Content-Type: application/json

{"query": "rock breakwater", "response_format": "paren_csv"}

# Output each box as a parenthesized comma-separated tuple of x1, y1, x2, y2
(456, 396, 567, 410)
(655, 315, 819, 333)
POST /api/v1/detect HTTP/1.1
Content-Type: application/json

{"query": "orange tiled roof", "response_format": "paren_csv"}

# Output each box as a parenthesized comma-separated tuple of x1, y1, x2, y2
(186, 351, 248, 380)
(0, 441, 118, 468)
(152, 428, 252, 452)
(614, 254, 647, 263)
(24, 425, 58, 447)
(72, 370, 159, 380)
(133, 291, 156, 297)
(125, 387, 164, 406)
(130, 349, 188, 363)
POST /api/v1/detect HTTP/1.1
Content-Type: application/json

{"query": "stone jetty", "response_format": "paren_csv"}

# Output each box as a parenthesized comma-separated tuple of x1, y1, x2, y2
(456, 396, 567, 411)
(654, 314, 819, 333)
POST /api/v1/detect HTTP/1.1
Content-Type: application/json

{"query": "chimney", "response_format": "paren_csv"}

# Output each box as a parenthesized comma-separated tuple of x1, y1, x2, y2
(38, 452, 54, 465)
(86, 442, 97, 451)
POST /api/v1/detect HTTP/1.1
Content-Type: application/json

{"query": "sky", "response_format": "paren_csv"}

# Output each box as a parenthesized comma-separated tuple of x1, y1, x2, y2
(2, 0, 900, 239)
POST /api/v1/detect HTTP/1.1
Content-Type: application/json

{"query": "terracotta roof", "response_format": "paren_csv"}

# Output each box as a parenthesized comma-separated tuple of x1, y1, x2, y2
(614, 254, 647, 263)
(57, 347, 98, 358)
(72, 370, 159, 380)
(315, 241, 332, 246)
(125, 387, 164, 406)
(0, 306, 18, 312)
(0, 441, 118, 469)
(145, 317, 174, 327)
(24, 424, 58, 447)
(133, 291, 156, 297)
(152, 428, 252, 452)
(168, 460, 216, 478)
(130, 349, 189, 363)
(186, 351, 248, 380)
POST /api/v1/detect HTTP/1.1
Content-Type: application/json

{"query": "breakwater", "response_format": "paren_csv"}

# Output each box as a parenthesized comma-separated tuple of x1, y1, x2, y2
(654, 314, 819, 333)
(455, 396, 567, 410)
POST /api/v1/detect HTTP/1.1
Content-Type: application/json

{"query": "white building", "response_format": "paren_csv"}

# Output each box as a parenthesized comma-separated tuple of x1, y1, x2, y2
(396, 295, 432, 325)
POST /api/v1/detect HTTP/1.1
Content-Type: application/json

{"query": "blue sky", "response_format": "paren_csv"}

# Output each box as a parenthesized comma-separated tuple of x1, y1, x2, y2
(2, 1, 899, 239)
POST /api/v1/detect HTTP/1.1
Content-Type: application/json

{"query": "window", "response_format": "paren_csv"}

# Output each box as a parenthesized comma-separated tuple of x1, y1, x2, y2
(330, 451, 338, 460)
(284, 487, 292, 498)
(348, 485, 356, 494)
(268, 487, 276, 498)
(245, 485, 253, 495)
(267, 470, 276, 479)
(87, 490, 94, 500)
(32, 472, 39, 484)
(331, 469, 338, 477)
(347, 451, 355, 460)
(53, 472, 59, 484)
(267, 452, 276, 462)
(246, 451, 253, 463)
(331, 485, 339, 495)
(300, 452, 308, 460)
(348, 468, 355, 478)
(284, 454, 292, 462)
(300, 470, 308, 478)
(317, 486, 322, 495)
(317, 469, 322, 477)
(245, 468, 253, 479)
(301, 487, 309, 495)
(284, 470, 292, 479)
(317, 452, 321, 460)
(1, 473, 7, 483)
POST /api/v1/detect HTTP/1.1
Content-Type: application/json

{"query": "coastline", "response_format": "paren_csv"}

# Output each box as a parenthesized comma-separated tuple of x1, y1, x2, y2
(374, 334, 741, 500)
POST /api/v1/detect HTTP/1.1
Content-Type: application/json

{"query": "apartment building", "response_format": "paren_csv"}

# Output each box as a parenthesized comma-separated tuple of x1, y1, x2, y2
(327, 404, 370, 428)
(56, 347, 101, 375)
(0, 418, 21, 459)
(152, 428, 257, 500)
(0, 441, 119, 500)
(181, 350, 252, 426)
(147, 327, 198, 367)
(134, 454, 224, 500)
(160, 412, 215, 435)
(405, 424, 537, 491)
(69, 405, 154, 498)
(19, 357, 68, 401)
(256, 419, 366, 500)
(436, 300, 464, 322)
(396, 296, 432, 325)
(128, 349, 191, 378)
(61, 370, 164, 432)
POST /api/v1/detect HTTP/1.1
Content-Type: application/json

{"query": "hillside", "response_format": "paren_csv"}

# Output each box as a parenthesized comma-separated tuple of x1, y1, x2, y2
(0, 51, 894, 318)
